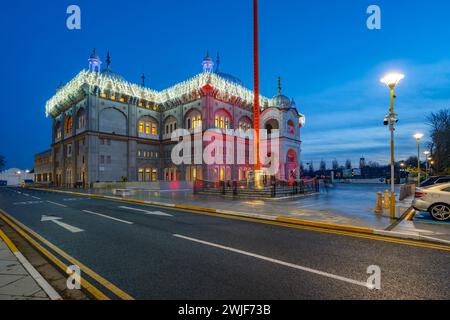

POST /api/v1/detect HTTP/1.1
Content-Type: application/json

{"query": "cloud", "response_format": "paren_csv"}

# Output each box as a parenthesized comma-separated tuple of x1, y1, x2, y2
(299, 60, 450, 166)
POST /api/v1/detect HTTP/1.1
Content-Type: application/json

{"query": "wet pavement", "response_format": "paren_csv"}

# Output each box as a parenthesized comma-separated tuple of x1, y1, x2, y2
(86, 183, 399, 230)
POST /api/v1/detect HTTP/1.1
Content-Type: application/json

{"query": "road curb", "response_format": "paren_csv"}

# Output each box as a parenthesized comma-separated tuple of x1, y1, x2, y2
(30, 187, 450, 247)
(0, 228, 62, 300)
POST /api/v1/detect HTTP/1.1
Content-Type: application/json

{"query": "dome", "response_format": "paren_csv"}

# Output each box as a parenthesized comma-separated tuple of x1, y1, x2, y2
(217, 72, 244, 86)
(101, 67, 126, 82)
(272, 94, 291, 108)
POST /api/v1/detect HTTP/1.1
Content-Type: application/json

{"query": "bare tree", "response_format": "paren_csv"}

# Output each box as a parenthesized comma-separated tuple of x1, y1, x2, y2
(427, 109, 450, 174)
(308, 162, 314, 174)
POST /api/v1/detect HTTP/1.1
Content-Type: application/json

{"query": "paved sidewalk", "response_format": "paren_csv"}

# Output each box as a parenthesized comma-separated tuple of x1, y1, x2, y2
(0, 229, 58, 300)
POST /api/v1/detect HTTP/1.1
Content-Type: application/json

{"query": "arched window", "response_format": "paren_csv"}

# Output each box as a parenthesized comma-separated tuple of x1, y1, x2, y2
(55, 121, 62, 139)
(163, 116, 178, 138)
(185, 109, 202, 130)
(64, 116, 73, 134)
(265, 119, 279, 135)
(287, 120, 295, 135)
(138, 116, 158, 136)
(77, 109, 86, 129)
(239, 117, 252, 132)
(215, 110, 232, 129)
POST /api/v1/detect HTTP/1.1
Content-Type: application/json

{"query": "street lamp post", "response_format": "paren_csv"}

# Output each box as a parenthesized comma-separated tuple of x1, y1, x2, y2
(381, 73, 404, 219)
(414, 133, 424, 186)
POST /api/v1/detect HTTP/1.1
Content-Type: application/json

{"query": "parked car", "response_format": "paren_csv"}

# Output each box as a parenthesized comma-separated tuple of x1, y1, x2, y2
(20, 180, 34, 188)
(420, 175, 450, 187)
(413, 183, 450, 221)
(0, 180, 7, 186)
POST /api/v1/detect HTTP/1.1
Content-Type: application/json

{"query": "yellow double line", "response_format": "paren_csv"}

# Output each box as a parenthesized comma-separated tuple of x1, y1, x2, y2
(0, 208, 134, 300)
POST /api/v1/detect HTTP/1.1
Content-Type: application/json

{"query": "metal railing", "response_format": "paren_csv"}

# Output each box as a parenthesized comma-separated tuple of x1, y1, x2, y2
(194, 178, 320, 198)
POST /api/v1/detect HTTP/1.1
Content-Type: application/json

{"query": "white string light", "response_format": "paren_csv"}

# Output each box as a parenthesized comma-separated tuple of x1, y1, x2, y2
(46, 70, 271, 117)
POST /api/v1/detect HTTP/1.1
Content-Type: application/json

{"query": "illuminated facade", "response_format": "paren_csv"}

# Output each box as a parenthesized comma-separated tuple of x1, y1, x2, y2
(39, 50, 305, 188)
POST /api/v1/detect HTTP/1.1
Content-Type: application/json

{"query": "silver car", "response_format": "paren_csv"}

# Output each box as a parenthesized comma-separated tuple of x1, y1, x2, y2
(413, 182, 450, 221)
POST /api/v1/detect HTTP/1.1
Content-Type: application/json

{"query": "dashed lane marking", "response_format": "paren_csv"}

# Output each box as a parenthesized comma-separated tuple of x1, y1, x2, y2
(46, 201, 67, 208)
(13, 201, 44, 206)
(82, 210, 133, 225)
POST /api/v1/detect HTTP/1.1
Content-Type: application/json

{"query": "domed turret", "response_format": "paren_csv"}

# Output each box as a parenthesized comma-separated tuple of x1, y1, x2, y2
(88, 48, 102, 72)
(202, 51, 214, 73)
(272, 77, 291, 108)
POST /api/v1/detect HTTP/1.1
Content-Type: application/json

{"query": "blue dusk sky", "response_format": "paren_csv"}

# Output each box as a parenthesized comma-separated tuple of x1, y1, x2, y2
(1, 0, 450, 169)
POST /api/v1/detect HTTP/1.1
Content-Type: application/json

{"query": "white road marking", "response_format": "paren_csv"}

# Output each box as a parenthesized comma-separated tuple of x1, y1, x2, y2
(174, 234, 370, 289)
(13, 201, 43, 206)
(46, 201, 67, 208)
(118, 206, 173, 217)
(15, 251, 62, 300)
(32, 196, 41, 200)
(82, 210, 133, 225)
(41, 215, 84, 233)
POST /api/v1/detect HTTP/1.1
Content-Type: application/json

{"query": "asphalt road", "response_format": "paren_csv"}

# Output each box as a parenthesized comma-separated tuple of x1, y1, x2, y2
(0, 187, 449, 300)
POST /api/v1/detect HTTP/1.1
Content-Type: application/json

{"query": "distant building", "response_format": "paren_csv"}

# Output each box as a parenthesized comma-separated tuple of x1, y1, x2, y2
(359, 157, 366, 169)
(34, 150, 52, 184)
(36, 50, 306, 188)
(0, 168, 34, 186)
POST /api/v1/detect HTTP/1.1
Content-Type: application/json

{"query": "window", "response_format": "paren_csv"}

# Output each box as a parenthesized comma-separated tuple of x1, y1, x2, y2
(100, 155, 105, 164)
(138, 169, 144, 182)
(145, 169, 151, 181)
(215, 116, 219, 127)
(65, 116, 73, 134)
(67, 145, 72, 157)
(139, 117, 157, 136)
(106, 155, 111, 164)
(77, 109, 86, 129)
(152, 169, 157, 182)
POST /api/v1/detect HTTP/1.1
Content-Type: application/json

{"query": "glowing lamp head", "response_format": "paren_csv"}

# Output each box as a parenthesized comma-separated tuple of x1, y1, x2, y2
(414, 133, 424, 140)
(381, 73, 405, 89)
(423, 151, 430, 156)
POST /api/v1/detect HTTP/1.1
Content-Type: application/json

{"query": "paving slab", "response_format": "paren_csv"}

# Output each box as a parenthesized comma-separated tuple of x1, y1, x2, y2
(0, 234, 51, 300)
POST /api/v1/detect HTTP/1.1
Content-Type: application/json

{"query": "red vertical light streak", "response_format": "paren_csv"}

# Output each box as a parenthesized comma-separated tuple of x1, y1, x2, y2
(253, 0, 261, 171)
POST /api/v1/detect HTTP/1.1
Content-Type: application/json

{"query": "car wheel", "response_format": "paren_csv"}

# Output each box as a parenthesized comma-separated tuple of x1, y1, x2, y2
(429, 204, 450, 221)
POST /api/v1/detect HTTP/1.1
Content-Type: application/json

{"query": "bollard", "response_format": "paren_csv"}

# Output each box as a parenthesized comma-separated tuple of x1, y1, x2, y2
(375, 192, 383, 214)
(383, 190, 390, 209)
(390, 192, 396, 220)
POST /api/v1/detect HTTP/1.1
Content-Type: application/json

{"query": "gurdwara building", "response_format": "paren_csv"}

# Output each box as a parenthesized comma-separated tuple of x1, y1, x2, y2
(34, 50, 305, 188)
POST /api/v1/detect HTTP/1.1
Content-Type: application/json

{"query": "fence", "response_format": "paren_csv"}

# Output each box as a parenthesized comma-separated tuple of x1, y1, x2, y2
(194, 178, 320, 198)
